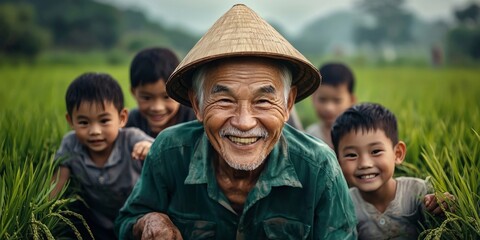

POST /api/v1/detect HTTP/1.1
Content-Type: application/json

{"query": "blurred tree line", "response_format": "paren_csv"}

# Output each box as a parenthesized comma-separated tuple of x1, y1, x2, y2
(0, 0, 198, 60)
(354, 0, 480, 64)
(447, 3, 480, 63)
(1, 0, 479, 65)
(296, 0, 480, 65)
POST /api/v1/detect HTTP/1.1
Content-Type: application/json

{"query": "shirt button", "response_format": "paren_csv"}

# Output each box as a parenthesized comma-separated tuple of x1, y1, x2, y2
(98, 176, 105, 184)
(379, 218, 386, 225)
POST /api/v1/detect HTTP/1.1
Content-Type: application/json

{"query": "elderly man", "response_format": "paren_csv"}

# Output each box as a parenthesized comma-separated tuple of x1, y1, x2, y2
(116, 4, 356, 239)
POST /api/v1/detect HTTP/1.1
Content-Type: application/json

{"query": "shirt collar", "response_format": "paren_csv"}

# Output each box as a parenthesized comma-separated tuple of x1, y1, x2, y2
(73, 130, 122, 168)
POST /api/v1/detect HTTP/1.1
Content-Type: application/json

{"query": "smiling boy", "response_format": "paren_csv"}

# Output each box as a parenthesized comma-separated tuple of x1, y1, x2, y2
(331, 102, 454, 239)
(127, 47, 196, 137)
(51, 73, 154, 239)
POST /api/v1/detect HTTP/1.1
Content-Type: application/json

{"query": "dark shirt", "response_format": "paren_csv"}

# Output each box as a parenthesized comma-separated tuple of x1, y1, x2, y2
(125, 105, 196, 138)
(56, 128, 154, 239)
(116, 121, 357, 239)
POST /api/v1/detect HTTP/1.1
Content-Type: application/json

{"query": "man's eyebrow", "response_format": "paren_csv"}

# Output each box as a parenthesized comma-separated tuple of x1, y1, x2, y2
(211, 84, 230, 94)
(258, 85, 276, 94)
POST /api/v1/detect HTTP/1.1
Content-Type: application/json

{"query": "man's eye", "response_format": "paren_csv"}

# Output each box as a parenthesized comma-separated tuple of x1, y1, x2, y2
(256, 99, 271, 105)
(218, 98, 233, 103)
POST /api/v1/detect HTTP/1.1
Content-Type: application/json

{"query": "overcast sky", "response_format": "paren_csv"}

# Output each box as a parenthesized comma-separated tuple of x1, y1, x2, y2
(101, 0, 479, 36)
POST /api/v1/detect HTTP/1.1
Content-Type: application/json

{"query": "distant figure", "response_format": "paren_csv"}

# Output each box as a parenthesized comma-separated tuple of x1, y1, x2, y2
(431, 45, 443, 68)
(127, 47, 196, 138)
(305, 63, 356, 148)
(331, 103, 455, 239)
(51, 73, 154, 239)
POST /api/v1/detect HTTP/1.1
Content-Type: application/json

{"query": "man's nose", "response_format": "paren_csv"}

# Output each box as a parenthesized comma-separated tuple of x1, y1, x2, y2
(231, 102, 256, 131)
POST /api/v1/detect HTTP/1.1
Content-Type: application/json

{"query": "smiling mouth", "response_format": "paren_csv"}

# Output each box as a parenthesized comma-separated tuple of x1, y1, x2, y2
(150, 115, 166, 121)
(227, 136, 260, 145)
(358, 174, 378, 179)
(88, 139, 104, 144)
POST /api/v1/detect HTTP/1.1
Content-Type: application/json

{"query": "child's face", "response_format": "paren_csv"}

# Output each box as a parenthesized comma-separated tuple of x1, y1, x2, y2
(131, 80, 180, 134)
(312, 84, 355, 127)
(67, 101, 127, 156)
(337, 129, 405, 194)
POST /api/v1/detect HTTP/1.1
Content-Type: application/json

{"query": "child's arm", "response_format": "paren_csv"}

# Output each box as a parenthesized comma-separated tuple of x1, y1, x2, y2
(132, 140, 152, 161)
(50, 166, 71, 199)
(424, 192, 455, 215)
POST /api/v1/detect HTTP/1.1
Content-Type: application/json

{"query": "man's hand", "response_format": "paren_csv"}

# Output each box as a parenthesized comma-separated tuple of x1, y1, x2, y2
(132, 141, 152, 160)
(424, 192, 455, 215)
(133, 212, 183, 240)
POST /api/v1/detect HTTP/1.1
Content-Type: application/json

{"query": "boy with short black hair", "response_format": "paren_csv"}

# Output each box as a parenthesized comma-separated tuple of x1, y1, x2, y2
(127, 47, 196, 137)
(331, 102, 454, 239)
(306, 62, 356, 148)
(52, 73, 154, 239)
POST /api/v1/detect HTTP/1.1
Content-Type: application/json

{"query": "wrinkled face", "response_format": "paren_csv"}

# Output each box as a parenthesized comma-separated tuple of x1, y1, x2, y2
(131, 80, 180, 134)
(312, 84, 354, 127)
(337, 129, 405, 193)
(190, 58, 296, 171)
(67, 101, 127, 157)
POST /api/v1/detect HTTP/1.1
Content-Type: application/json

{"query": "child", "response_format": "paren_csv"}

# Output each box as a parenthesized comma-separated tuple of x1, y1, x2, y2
(127, 47, 196, 137)
(51, 73, 154, 239)
(305, 63, 356, 148)
(331, 102, 454, 239)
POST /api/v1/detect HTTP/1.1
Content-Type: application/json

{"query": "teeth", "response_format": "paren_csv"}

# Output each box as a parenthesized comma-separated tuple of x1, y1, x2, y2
(228, 136, 259, 145)
(360, 174, 377, 179)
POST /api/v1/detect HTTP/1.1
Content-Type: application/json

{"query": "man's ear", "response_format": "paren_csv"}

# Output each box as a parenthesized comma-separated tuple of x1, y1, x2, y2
(188, 90, 203, 122)
(130, 87, 136, 97)
(394, 141, 407, 165)
(119, 108, 128, 127)
(66, 113, 74, 128)
(285, 86, 297, 121)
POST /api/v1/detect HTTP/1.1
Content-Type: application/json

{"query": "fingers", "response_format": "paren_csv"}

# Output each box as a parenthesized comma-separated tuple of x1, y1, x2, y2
(424, 192, 456, 215)
(136, 212, 183, 240)
(132, 141, 152, 160)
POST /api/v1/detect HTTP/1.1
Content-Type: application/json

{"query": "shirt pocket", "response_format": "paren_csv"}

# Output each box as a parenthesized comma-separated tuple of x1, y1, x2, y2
(263, 217, 311, 240)
(173, 218, 216, 240)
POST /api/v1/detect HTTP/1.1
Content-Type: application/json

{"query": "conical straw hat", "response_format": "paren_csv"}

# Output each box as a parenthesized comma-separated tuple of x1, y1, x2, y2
(167, 4, 321, 107)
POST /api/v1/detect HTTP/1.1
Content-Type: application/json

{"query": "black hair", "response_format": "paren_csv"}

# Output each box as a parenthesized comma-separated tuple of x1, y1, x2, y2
(130, 47, 179, 88)
(318, 63, 355, 94)
(331, 102, 398, 154)
(65, 72, 124, 116)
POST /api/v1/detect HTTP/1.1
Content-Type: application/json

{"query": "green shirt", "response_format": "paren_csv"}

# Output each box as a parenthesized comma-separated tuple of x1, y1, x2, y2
(116, 121, 357, 239)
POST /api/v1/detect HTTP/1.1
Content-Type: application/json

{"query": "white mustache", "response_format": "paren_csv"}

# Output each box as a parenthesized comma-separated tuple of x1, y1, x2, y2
(219, 126, 268, 139)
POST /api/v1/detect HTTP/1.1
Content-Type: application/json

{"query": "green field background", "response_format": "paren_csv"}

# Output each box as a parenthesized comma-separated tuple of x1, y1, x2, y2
(1, 64, 479, 238)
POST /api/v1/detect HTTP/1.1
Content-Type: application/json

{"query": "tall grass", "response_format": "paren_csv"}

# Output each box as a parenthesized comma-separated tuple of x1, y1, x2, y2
(1, 64, 479, 238)
(0, 110, 90, 239)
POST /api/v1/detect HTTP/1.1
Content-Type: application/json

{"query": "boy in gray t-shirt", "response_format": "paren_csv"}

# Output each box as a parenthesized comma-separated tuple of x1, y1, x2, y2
(331, 103, 454, 239)
(51, 73, 154, 239)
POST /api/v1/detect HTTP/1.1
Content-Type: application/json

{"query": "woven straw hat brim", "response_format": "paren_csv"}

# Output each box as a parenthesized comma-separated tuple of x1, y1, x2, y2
(167, 4, 321, 107)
